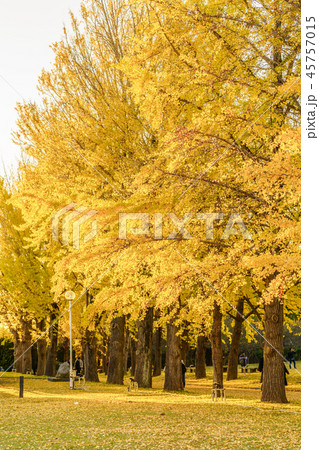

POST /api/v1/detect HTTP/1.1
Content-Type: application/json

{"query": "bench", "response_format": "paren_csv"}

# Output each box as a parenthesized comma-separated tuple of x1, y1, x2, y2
(212, 383, 226, 402)
(72, 370, 86, 388)
(241, 366, 257, 373)
(76, 375, 86, 387)
(127, 377, 138, 392)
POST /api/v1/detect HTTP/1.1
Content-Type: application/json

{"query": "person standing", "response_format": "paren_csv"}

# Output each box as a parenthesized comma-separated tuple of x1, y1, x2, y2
(258, 355, 264, 388)
(284, 363, 289, 386)
(287, 348, 296, 369)
(181, 360, 186, 389)
(75, 357, 82, 376)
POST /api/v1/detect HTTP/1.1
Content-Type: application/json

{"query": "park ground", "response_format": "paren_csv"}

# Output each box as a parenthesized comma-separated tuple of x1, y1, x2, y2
(0, 364, 301, 449)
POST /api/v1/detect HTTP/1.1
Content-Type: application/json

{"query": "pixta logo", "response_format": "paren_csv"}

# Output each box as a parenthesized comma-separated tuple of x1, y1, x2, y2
(52, 203, 98, 249)
(118, 213, 251, 240)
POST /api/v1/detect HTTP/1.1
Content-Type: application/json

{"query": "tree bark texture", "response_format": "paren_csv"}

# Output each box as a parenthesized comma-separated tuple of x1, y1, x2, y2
(123, 327, 130, 375)
(13, 331, 23, 373)
(82, 329, 99, 382)
(261, 299, 288, 403)
(130, 336, 137, 376)
(227, 298, 244, 381)
(211, 303, 223, 392)
(107, 315, 125, 385)
(164, 318, 183, 391)
(45, 307, 58, 377)
(135, 307, 153, 388)
(36, 319, 47, 376)
(195, 335, 207, 379)
(21, 319, 32, 374)
(153, 326, 162, 376)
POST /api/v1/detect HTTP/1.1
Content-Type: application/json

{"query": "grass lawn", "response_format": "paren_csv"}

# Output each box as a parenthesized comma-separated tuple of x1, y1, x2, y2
(0, 364, 301, 449)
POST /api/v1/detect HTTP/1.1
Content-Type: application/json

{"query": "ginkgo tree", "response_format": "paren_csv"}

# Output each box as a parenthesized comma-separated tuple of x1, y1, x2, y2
(0, 179, 54, 374)
(3, 0, 300, 403)
(121, 0, 300, 401)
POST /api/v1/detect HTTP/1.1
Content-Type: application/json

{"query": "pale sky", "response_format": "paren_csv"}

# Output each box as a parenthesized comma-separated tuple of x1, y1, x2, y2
(0, 0, 82, 176)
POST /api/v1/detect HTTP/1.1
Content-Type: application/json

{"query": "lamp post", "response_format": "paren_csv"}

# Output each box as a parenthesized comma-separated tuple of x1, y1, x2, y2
(65, 290, 76, 389)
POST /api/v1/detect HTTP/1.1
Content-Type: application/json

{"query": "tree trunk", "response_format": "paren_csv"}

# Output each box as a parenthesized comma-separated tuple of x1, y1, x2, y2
(13, 331, 23, 373)
(82, 329, 99, 382)
(211, 303, 223, 392)
(107, 315, 125, 385)
(21, 319, 32, 374)
(181, 338, 189, 363)
(63, 338, 70, 362)
(153, 326, 162, 376)
(36, 319, 47, 376)
(123, 327, 130, 375)
(227, 298, 244, 381)
(45, 307, 58, 377)
(259, 8, 288, 406)
(164, 318, 183, 391)
(130, 337, 137, 376)
(195, 335, 207, 379)
(101, 336, 109, 375)
(261, 299, 288, 403)
(135, 307, 153, 388)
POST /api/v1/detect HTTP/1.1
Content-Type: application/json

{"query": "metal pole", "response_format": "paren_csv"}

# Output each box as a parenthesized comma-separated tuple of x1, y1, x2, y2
(69, 298, 73, 389)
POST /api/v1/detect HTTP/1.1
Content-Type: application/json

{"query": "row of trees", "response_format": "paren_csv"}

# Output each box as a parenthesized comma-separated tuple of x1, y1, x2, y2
(0, 0, 300, 402)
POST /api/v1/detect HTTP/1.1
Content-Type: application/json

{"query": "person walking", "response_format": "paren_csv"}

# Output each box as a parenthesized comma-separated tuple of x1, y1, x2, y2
(181, 360, 186, 389)
(287, 348, 296, 369)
